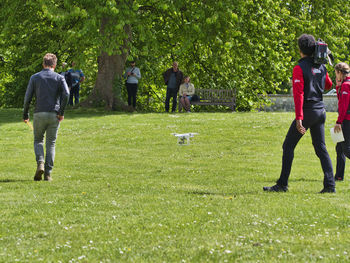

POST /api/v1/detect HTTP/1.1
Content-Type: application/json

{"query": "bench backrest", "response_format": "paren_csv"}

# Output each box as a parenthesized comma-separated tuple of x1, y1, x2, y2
(196, 89, 235, 102)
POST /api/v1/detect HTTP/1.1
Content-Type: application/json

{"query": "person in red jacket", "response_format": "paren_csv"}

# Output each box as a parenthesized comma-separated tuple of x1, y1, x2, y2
(333, 62, 350, 181)
(264, 34, 336, 193)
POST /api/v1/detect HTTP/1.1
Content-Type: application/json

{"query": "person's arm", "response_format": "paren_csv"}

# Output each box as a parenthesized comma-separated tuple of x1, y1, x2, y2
(336, 83, 350, 125)
(179, 84, 184, 96)
(134, 68, 141, 79)
(163, 69, 169, 84)
(188, 84, 195, 96)
(325, 72, 333, 90)
(79, 71, 85, 83)
(292, 65, 306, 134)
(292, 65, 304, 120)
(124, 68, 129, 79)
(58, 75, 70, 121)
(23, 77, 35, 121)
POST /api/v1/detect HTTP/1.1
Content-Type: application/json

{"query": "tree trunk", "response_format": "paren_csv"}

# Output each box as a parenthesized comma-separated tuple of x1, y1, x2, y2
(82, 17, 131, 110)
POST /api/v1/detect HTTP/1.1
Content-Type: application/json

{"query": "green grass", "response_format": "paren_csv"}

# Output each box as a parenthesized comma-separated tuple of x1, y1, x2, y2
(0, 109, 350, 262)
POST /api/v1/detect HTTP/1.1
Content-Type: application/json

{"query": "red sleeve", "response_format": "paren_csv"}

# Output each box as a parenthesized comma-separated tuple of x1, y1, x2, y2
(337, 83, 350, 124)
(292, 65, 304, 120)
(325, 72, 333, 90)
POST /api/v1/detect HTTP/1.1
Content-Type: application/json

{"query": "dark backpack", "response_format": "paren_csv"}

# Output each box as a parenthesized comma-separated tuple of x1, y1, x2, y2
(314, 40, 329, 65)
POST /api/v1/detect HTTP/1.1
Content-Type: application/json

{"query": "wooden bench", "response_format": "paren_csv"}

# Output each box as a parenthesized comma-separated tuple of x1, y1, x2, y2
(178, 89, 236, 111)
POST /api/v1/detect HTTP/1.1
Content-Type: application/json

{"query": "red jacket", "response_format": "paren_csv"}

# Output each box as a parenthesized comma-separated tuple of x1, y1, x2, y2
(292, 64, 332, 120)
(336, 76, 350, 124)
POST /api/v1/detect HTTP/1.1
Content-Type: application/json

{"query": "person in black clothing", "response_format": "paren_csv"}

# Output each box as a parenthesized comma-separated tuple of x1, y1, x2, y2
(263, 34, 336, 193)
(59, 62, 72, 91)
(163, 61, 183, 112)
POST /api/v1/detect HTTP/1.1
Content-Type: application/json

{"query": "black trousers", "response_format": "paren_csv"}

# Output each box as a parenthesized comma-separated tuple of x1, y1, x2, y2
(335, 120, 350, 179)
(277, 108, 335, 188)
(69, 84, 80, 105)
(126, 83, 138, 108)
(165, 88, 178, 112)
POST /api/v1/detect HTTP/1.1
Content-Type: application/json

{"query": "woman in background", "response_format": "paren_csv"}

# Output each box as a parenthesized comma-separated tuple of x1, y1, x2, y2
(333, 62, 350, 181)
(179, 76, 195, 112)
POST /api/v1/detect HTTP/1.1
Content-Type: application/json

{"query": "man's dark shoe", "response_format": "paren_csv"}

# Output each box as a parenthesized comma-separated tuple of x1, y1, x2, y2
(34, 162, 44, 181)
(44, 173, 52, 182)
(263, 184, 288, 192)
(319, 187, 335, 193)
(335, 176, 344, 181)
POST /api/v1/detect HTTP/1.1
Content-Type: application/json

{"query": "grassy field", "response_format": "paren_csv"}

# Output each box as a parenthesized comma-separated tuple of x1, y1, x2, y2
(0, 108, 349, 262)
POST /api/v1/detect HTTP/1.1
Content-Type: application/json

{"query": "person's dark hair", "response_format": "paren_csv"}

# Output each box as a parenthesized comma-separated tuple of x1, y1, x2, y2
(182, 76, 190, 84)
(43, 53, 57, 67)
(298, 34, 316, 56)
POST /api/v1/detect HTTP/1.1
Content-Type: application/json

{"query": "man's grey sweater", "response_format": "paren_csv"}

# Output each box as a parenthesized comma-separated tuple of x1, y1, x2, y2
(23, 68, 70, 119)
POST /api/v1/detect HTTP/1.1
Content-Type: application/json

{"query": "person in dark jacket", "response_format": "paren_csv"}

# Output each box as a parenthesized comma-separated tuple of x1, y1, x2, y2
(163, 61, 183, 112)
(23, 53, 70, 181)
(59, 62, 73, 91)
(263, 34, 336, 193)
(333, 62, 350, 181)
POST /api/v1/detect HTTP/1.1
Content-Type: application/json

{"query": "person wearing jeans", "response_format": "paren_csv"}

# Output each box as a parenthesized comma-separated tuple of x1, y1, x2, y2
(163, 61, 183, 112)
(68, 61, 85, 106)
(23, 53, 69, 181)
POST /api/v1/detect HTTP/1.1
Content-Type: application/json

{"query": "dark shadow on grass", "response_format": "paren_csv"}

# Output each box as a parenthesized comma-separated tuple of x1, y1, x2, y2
(264, 178, 319, 183)
(0, 179, 32, 183)
(188, 190, 257, 197)
(289, 178, 319, 183)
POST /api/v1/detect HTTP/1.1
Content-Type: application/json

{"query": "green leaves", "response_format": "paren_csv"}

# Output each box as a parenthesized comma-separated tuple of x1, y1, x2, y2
(1, 0, 350, 110)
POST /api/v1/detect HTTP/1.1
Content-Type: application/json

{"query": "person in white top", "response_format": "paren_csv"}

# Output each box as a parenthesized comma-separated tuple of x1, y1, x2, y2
(124, 61, 141, 110)
(179, 76, 195, 112)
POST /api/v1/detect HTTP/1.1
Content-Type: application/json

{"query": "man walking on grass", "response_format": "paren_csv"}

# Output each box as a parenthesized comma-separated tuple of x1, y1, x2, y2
(23, 53, 70, 181)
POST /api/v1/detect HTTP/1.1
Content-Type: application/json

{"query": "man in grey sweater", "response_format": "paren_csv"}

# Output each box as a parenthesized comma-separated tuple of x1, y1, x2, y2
(23, 53, 70, 181)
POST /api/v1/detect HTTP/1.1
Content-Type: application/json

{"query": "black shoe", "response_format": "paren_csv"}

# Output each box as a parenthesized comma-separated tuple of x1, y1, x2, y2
(263, 184, 288, 192)
(335, 176, 344, 181)
(319, 187, 336, 193)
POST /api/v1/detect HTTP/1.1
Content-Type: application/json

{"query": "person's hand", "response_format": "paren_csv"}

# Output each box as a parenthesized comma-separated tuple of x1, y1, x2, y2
(296, 119, 306, 135)
(57, 115, 64, 122)
(334, 123, 342, 133)
(24, 119, 29, 123)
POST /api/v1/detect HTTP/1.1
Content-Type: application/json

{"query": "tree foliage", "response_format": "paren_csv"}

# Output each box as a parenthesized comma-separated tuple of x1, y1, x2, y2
(1, 0, 350, 111)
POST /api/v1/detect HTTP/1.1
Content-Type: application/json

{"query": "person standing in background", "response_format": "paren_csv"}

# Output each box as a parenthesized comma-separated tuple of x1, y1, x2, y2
(124, 60, 141, 110)
(59, 62, 72, 91)
(68, 61, 85, 106)
(23, 53, 69, 181)
(163, 61, 183, 112)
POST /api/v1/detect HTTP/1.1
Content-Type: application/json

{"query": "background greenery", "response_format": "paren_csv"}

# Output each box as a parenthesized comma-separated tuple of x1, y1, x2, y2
(1, 0, 350, 111)
(0, 109, 349, 262)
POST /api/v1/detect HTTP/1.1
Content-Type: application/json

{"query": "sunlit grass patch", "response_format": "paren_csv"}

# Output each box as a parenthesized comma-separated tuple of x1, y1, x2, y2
(0, 109, 349, 262)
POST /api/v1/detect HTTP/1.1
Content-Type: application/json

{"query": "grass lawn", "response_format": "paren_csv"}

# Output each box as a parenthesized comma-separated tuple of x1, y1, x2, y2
(0, 108, 349, 262)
